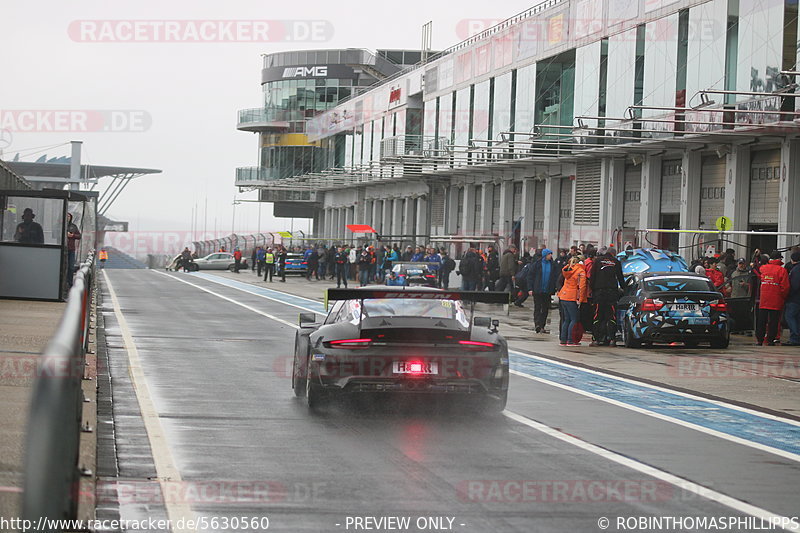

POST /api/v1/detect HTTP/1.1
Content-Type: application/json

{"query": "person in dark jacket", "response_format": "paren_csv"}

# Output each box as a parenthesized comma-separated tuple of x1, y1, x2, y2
(440, 250, 456, 289)
(334, 246, 349, 288)
(458, 249, 482, 290)
(755, 251, 790, 346)
(495, 245, 518, 293)
(306, 248, 319, 281)
(276, 247, 288, 282)
(513, 252, 532, 307)
(785, 251, 800, 346)
(527, 248, 559, 333)
(590, 246, 626, 346)
(486, 245, 500, 290)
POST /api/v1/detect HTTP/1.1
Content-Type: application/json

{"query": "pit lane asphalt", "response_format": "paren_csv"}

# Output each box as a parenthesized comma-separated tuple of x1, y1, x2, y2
(98, 270, 799, 532)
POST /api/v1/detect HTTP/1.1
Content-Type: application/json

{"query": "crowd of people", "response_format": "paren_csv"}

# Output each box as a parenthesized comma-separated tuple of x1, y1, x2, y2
(241, 243, 459, 289)
(180, 239, 800, 347)
(449, 243, 800, 348)
(687, 247, 800, 347)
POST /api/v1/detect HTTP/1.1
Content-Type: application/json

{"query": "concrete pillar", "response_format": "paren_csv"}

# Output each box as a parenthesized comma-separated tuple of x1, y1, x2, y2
(391, 199, 402, 238)
(69, 140, 82, 190)
(600, 158, 625, 246)
(416, 196, 428, 242)
(462, 184, 476, 235)
(679, 151, 702, 251)
(371, 200, 381, 234)
(479, 182, 494, 234)
(499, 180, 516, 242)
(724, 145, 750, 259)
(779, 139, 800, 250)
(382, 199, 393, 241)
(640, 154, 662, 233)
(519, 179, 536, 249)
(542, 177, 561, 249)
(403, 197, 416, 238)
(446, 185, 460, 234)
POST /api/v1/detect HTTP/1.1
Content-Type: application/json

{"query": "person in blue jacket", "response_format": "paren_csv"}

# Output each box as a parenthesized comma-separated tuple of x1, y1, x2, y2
(527, 248, 560, 334)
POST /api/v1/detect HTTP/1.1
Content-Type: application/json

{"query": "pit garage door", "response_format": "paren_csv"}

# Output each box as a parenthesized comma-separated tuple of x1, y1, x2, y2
(749, 149, 781, 225)
(623, 164, 642, 230)
(660, 159, 682, 214)
(699, 155, 726, 230)
(574, 161, 601, 225)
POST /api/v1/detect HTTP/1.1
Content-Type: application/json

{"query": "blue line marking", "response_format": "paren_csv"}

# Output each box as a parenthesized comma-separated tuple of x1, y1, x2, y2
(509, 356, 800, 457)
(189, 272, 800, 458)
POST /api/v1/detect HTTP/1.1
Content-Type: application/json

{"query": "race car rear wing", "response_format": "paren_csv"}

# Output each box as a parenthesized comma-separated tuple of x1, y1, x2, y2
(325, 288, 510, 336)
(326, 288, 511, 304)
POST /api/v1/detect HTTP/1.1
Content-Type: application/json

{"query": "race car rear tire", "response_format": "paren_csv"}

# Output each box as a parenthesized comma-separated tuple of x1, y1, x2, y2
(292, 358, 306, 398)
(623, 319, 642, 348)
(292, 335, 309, 397)
(710, 334, 730, 349)
(306, 373, 325, 412)
(482, 390, 508, 413)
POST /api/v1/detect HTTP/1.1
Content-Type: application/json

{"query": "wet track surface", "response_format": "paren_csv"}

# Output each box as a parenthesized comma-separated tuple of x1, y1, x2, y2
(97, 270, 800, 532)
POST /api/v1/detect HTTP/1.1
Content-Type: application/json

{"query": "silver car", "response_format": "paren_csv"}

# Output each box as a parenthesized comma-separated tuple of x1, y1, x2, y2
(190, 252, 241, 271)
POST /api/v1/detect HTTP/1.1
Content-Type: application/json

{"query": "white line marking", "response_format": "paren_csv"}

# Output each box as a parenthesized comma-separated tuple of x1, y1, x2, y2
(103, 271, 195, 533)
(154, 269, 798, 522)
(503, 410, 798, 531)
(159, 271, 800, 460)
(153, 271, 299, 329)
(510, 349, 800, 427)
(188, 273, 800, 428)
(188, 272, 322, 314)
(509, 369, 800, 463)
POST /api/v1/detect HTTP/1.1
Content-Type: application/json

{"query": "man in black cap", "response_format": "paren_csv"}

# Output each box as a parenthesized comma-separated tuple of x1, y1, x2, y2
(590, 246, 625, 346)
(730, 258, 752, 298)
(14, 208, 44, 244)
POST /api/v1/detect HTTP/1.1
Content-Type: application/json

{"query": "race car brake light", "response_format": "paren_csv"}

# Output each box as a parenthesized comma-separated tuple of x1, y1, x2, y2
(710, 300, 728, 311)
(327, 338, 372, 348)
(640, 298, 664, 312)
(458, 340, 498, 350)
(425, 274, 436, 278)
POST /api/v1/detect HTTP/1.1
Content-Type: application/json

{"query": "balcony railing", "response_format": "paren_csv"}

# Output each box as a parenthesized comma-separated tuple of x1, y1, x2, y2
(235, 166, 282, 186)
(236, 108, 302, 131)
(380, 135, 450, 159)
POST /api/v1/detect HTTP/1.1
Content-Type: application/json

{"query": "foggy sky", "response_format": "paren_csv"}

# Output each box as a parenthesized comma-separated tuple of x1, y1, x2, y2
(1, 0, 540, 240)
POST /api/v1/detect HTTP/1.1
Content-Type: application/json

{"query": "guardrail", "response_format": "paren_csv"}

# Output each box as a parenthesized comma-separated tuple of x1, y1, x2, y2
(22, 252, 95, 526)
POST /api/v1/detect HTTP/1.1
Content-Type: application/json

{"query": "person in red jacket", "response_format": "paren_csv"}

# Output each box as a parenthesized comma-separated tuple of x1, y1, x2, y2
(705, 258, 725, 291)
(233, 248, 243, 273)
(755, 251, 790, 346)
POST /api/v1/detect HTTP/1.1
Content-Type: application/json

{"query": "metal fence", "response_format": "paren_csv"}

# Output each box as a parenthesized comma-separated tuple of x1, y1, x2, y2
(22, 252, 95, 526)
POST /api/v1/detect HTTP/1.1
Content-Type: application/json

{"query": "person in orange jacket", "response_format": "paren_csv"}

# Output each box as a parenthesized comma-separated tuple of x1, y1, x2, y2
(756, 251, 790, 346)
(557, 256, 587, 346)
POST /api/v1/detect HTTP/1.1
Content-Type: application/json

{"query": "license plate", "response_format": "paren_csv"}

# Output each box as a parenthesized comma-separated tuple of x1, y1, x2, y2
(687, 317, 710, 325)
(671, 303, 699, 311)
(393, 361, 438, 374)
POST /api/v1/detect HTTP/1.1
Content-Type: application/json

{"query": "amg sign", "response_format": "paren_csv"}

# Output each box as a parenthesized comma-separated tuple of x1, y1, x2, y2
(282, 66, 328, 77)
(262, 63, 355, 83)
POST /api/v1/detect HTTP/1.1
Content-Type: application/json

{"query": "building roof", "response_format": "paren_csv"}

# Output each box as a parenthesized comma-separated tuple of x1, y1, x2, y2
(6, 161, 161, 180)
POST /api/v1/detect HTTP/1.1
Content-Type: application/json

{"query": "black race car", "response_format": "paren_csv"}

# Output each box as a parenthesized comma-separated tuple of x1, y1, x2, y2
(619, 272, 730, 348)
(292, 287, 510, 412)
